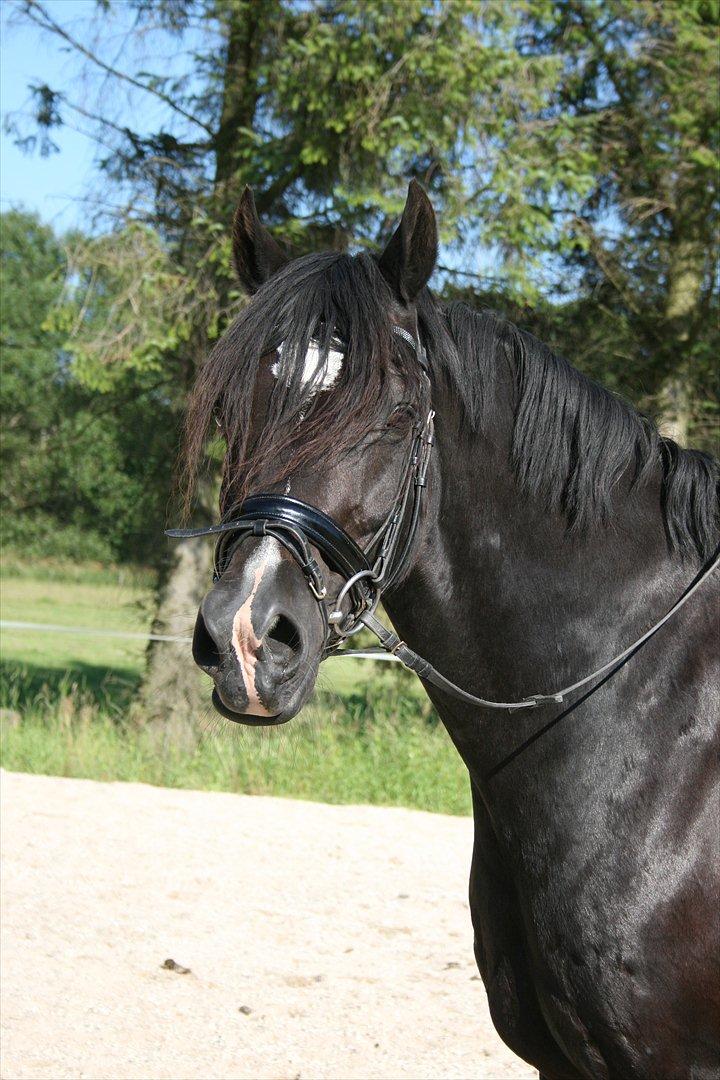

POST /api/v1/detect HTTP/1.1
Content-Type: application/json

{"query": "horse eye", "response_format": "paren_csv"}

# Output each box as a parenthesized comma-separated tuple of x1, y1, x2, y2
(387, 402, 416, 426)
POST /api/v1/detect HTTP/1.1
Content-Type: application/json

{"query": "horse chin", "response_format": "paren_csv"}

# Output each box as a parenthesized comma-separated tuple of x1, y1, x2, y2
(211, 687, 309, 727)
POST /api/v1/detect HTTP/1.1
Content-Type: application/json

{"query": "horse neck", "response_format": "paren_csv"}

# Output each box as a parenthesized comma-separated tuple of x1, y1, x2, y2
(383, 386, 687, 786)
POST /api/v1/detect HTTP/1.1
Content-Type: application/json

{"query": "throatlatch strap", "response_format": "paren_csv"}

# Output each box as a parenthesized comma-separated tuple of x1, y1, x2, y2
(359, 612, 536, 710)
(357, 547, 719, 713)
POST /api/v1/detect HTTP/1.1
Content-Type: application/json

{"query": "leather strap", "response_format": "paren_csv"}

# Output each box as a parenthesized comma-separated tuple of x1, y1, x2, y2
(393, 325, 429, 370)
(167, 316, 719, 716)
(355, 549, 719, 711)
(167, 494, 371, 582)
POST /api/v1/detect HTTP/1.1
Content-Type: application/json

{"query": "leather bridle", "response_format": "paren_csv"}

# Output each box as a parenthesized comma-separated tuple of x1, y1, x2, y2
(168, 325, 719, 713)
(168, 326, 436, 652)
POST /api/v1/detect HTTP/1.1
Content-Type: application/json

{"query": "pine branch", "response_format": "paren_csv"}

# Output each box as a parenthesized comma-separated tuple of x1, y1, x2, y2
(22, 0, 214, 136)
(60, 94, 209, 155)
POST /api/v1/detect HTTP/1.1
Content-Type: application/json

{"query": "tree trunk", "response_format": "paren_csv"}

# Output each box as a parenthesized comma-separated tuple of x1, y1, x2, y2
(214, 1, 264, 190)
(135, 481, 215, 749)
(657, 374, 691, 447)
(657, 234, 704, 446)
(135, 3, 274, 739)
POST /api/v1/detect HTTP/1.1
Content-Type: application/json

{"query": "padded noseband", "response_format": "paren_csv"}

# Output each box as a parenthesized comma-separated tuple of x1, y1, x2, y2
(167, 402, 434, 644)
(211, 495, 371, 582)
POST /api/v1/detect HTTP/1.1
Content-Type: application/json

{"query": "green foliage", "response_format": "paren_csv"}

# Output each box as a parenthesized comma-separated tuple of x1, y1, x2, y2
(1, 210, 66, 513)
(55, 225, 193, 391)
(523, 0, 719, 435)
(9, 0, 717, 448)
(0, 210, 177, 565)
(267, 0, 587, 286)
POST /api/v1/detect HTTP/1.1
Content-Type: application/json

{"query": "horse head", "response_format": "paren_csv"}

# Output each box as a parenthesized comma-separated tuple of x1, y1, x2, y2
(184, 181, 440, 723)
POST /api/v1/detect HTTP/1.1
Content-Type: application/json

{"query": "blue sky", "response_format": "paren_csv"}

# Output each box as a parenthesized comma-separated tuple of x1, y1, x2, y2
(1, 0, 102, 230)
(0, 0, 202, 232)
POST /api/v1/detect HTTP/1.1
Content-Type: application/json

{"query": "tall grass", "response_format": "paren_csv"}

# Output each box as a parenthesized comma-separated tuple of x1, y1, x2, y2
(1, 549, 155, 588)
(1, 559, 471, 815)
(0, 669, 471, 816)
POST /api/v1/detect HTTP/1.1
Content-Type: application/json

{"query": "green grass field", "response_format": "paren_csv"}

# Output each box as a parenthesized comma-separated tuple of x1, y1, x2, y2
(0, 557, 471, 815)
(1, 567, 153, 709)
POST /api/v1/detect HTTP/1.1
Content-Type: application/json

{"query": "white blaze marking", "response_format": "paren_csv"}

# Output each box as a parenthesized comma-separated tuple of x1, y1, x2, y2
(272, 340, 344, 395)
(231, 538, 282, 716)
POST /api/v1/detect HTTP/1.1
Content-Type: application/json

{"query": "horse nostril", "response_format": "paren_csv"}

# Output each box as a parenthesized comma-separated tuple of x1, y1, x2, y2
(192, 610, 221, 673)
(265, 614, 302, 656)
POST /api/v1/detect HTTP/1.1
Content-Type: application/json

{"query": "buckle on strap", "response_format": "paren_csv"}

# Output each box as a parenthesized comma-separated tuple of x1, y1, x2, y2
(308, 579, 327, 601)
(526, 692, 565, 705)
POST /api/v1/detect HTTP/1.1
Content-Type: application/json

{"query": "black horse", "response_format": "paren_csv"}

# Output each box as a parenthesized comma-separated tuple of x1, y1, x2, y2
(178, 182, 719, 1078)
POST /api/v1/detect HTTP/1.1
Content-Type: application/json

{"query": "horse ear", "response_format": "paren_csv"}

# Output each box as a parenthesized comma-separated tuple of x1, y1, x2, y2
(232, 186, 289, 294)
(378, 179, 438, 304)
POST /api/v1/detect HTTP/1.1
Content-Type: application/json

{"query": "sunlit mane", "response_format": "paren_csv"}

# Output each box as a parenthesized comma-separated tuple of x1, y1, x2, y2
(441, 302, 719, 560)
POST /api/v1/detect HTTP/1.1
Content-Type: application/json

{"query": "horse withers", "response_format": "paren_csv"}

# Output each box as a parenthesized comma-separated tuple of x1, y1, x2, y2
(176, 181, 720, 1079)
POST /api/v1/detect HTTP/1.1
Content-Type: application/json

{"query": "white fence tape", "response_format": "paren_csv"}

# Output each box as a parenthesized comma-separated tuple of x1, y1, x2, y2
(0, 620, 191, 644)
(0, 620, 399, 661)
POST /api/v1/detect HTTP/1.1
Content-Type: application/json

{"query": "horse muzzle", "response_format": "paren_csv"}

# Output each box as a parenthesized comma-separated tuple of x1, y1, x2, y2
(192, 540, 325, 725)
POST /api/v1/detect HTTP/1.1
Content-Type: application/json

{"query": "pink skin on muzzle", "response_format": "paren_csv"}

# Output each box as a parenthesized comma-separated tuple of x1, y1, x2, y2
(230, 559, 274, 717)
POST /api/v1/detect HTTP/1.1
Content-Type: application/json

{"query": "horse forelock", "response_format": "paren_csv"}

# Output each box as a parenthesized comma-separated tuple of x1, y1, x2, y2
(181, 251, 435, 514)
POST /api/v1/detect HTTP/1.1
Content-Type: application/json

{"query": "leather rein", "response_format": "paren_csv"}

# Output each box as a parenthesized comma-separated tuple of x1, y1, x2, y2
(168, 325, 719, 714)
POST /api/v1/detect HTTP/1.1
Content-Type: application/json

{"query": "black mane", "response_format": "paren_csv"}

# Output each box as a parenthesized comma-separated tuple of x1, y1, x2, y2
(436, 301, 719, 561)
(182, 251, 719, 560)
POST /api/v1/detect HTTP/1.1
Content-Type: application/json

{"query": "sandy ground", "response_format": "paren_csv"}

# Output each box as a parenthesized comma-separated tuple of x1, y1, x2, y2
(1, 770, 533, 1080)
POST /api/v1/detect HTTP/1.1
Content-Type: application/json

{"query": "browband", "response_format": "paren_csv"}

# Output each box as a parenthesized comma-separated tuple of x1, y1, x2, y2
(392, 324, 428, 368)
